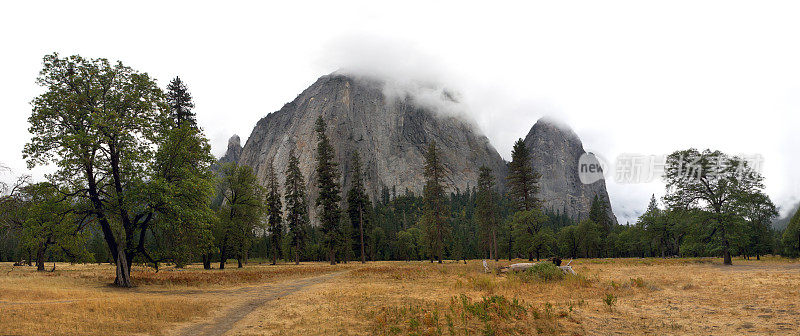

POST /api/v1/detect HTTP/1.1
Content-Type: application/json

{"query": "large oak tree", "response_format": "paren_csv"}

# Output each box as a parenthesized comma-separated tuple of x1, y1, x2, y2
(24, 54, 215, 286)
(663, 148, 770, 265)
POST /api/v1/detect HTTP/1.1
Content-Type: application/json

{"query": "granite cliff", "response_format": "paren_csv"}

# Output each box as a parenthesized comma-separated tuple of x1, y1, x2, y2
(221, 73, 616, 225)
(231, 73, 508, 223)
(523, 118, 617, 224)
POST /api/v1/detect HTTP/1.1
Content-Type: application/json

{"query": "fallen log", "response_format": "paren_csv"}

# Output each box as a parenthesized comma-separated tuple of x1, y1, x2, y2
(497, 259, 576, 275)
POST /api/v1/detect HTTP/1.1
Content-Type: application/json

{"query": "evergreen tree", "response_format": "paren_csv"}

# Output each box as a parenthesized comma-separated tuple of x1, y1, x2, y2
(152, 118, 217, 269)
(166, 76, 196, 128)
(421, 141, 449, 263)
(639, 194, 670, 257)
(265, 162, 283, 265)
(347, 153, 371, 263)
(589, 194, 613, 232)
(285, 150, 309, 265)
(506, 139, 541, 212)
(314, 116, 342, 265)
(506, 139, 542, 260)
(782, 207, 800, 257)
(475, 166, 499, 260)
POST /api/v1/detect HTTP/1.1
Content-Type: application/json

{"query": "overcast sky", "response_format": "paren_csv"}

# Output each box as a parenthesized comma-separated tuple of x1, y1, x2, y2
(2, 1, 799, 223)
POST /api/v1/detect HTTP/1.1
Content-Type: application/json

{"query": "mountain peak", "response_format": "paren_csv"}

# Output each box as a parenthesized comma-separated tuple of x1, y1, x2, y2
(524, 117, 617, 224)
(219, 134, 242, 165)
(236, 72, 507, 225)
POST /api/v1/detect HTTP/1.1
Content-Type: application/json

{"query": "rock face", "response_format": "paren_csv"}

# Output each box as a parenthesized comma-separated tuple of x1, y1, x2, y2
(523, 118, 618, 224)
(235, 73, 508, 224)
(219, 134, 242, 166)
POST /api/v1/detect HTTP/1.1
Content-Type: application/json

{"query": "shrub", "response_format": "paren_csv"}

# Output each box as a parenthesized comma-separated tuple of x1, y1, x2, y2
(522, 262, 565, 282)
(603, 293, 617, 307)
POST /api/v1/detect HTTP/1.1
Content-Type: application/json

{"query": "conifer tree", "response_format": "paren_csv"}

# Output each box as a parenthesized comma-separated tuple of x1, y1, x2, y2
(285, 150, 309, 265)
(589, 194, 613, 232)
(506, 139, 541, 212)
(314, 116, 342, 265)
(265, 162, 283, 265)
(475, 166, 499, 261)
(782, 205, 800, 257)
(347, 153, 371, 263)
(421, 141, 449, 263)
(166, 76, 196, 128)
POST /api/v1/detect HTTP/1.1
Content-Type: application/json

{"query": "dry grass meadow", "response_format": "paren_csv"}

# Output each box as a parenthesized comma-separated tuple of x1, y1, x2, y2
(1, 257, 799, 335)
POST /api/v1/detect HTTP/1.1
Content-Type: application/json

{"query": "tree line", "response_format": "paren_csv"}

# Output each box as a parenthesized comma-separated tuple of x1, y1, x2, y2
(2, 54, 799, 287)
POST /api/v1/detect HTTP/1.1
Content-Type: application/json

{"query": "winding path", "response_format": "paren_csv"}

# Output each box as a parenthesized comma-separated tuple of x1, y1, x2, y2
(174, 271, 345, 336)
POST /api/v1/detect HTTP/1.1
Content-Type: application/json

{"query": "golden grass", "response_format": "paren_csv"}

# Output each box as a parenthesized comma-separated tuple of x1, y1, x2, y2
(0, 261, 348, 336)
(2, 258, 799, 335)
(1, 296, 211, 336)
(228, 257, 800, 335)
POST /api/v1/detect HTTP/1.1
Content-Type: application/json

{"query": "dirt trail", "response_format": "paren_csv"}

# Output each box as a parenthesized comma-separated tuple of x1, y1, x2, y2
(173, 271, 345, 336)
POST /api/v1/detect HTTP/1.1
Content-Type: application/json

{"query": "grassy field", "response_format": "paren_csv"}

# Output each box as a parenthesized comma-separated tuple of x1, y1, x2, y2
(1, 258, 798, 335)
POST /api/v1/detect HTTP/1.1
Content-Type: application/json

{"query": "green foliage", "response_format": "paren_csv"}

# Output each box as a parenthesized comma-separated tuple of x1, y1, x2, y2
(510, 209, 548, 260)
(165, 76, 196, 128)
(459, 294, 527, 322)
(589, 194, 613, 232)
(558, 225, 580, 258)
(215, 163, 266, 269)
(521, 262, 565, 282)
(475, 166, 499, 260)
(663, 149, 771, 264)
(24, 53, 175, 286)
(17, 183, 91, 269)
(577, 219, 603, 258)
(265, 162, 283, 265)
(421, 141, 449, 263)
(639, 195, 672, 257)
(284, 150, 309, 264)
(347, 153, 372, 263)
(506, 139, 541, 212)
(150, 123, 216, 268)
(603, 293, 617, 307)
(314, 116, 342, 264)
(782, 207, 800, 257)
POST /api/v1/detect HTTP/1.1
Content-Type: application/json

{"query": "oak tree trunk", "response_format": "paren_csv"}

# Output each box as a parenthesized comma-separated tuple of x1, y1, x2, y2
(36, 247, 46, 272)
(114, 249, 133, 287)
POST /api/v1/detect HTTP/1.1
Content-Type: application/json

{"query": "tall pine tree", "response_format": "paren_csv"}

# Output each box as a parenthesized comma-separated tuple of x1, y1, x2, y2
(506, 139, 541, 212)
(505, 139, 542, 260)
(265, 162, 283, 265)
(421, 141, 449, 263)
(284, 150, 309, 265)
(166, 76, 196, 128)
(314, 116, 342, 265)
(347, 153, 371, 263)
(475, 166, 499, 261)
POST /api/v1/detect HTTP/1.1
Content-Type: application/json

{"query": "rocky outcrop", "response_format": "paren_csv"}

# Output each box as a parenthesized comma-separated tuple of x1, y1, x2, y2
(235, 73, 508, 224)
(523, 118, 618, 224)
(218, 135, 242, 166)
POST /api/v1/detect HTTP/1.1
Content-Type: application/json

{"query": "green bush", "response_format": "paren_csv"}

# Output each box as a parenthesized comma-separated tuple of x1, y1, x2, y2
(522, 262, 565, 282)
